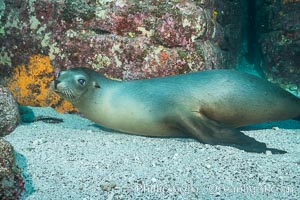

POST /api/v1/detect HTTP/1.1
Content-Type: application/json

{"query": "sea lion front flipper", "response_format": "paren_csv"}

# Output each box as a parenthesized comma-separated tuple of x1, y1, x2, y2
(178, 114, 285, 154)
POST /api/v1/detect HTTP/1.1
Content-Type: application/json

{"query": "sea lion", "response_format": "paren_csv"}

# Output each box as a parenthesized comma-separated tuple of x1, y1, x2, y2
(50, 67, 300, 153)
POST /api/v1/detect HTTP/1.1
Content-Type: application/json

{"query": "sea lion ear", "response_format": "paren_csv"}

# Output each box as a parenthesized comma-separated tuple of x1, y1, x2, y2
(93, 81, 101, 88)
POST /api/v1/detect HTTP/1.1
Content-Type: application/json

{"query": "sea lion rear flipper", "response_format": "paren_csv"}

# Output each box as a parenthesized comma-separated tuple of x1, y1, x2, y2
(178, 114, 285, 154)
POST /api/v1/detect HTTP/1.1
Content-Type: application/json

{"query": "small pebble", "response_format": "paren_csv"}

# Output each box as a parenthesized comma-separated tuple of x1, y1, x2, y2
(151, 178, 157, 183)
(206, 164, 212, 169)
(100, 181, 117, 192)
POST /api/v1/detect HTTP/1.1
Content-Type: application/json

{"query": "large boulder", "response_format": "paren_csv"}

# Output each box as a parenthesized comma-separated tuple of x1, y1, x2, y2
(0, 138, 24, 199)
(0, 85, 20, 137)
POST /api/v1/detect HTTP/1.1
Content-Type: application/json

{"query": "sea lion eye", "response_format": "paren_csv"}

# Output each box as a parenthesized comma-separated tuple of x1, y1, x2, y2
(78, 79, 86, 86)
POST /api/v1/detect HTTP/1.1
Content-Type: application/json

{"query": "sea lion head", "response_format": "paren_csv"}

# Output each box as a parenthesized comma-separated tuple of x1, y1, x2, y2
(50, 67, 100, 104)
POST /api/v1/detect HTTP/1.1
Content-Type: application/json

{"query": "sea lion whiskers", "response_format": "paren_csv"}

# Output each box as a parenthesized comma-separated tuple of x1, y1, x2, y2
(58, 87, 77, 102)
(66, 89, 76, 102)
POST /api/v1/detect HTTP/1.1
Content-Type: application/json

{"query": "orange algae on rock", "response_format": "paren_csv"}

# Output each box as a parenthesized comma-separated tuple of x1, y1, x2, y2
(7, 54, 76, 113)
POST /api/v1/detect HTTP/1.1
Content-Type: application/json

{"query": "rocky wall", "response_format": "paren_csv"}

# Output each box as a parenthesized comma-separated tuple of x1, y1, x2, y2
(0, 85, 23, 198)
(256, 0, 300, 94)
(0, 0, 244, 111)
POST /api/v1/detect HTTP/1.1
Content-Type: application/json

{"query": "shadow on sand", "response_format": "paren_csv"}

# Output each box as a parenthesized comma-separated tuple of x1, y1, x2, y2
(15, 152, 35, 199)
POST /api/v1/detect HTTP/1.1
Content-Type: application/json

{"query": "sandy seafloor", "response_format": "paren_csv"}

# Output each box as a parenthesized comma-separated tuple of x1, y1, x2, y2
(4, 106, 300, 200)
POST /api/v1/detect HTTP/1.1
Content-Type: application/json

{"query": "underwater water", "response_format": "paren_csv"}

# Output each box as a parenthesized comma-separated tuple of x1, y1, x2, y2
(1, 0, 300, 199)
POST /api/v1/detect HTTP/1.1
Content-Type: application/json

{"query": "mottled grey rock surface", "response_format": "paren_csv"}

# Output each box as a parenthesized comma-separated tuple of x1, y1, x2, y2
(0, 85, 20, 137)
(0, 138, 24, 199)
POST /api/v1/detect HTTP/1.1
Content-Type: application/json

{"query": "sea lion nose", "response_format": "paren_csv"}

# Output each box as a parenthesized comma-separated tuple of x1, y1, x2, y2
(54, 80, 61, 89)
